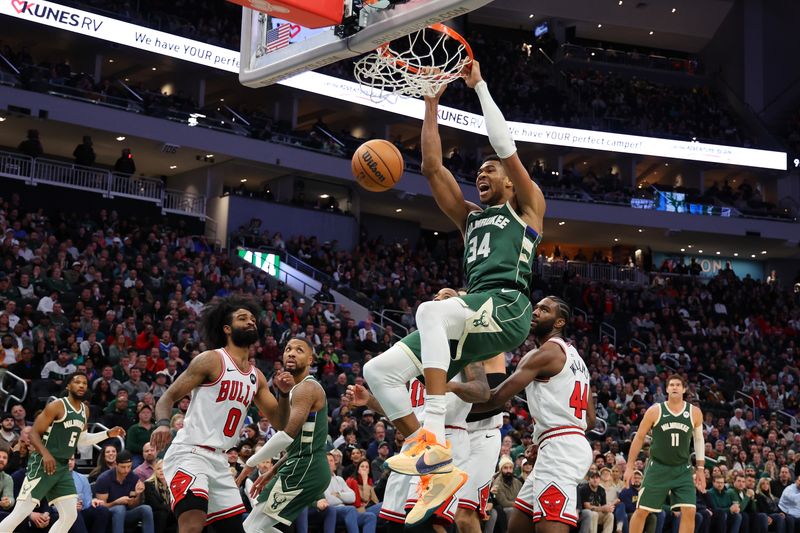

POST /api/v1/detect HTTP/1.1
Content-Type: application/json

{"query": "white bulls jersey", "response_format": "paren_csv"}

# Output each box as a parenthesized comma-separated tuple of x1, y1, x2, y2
(525, 337, 590, 444)
(407, 377, 470, 427)
(446, 374, 472, 428)
(172, 348, 258, 450)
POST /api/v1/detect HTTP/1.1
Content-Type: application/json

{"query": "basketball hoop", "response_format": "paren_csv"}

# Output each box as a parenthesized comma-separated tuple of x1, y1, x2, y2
(354, 23, 473, 101)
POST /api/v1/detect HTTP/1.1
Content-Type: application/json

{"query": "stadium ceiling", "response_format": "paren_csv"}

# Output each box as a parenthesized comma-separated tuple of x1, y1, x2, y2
(472, 0, 735, 52)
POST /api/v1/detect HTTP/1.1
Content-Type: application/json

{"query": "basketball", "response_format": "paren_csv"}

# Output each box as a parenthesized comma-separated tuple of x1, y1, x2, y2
(351, 139, 404, 192)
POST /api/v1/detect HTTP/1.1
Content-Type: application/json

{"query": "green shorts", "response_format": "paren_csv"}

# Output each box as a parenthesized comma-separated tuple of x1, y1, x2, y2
(638, 461, 696, 511)
(398, 288, 532, 380)
(256, 454, 331, 525)
(18, 455, 76, 504)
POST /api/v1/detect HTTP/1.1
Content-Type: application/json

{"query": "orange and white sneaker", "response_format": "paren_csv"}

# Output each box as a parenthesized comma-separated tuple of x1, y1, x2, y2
(406, 467, 468, 526)
(384, 429, 453, 476)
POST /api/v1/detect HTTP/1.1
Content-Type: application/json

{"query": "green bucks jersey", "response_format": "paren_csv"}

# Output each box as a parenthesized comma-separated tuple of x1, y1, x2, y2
(285, 376, 328, 459)
(463, 203, 541, 294)
(650, 402, 693, 466)
(41, 398, 87, 462)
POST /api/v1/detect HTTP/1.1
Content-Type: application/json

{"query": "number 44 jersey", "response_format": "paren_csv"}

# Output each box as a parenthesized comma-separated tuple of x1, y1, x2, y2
(524, 337, 590, 444)
(172, 348, 258, 450)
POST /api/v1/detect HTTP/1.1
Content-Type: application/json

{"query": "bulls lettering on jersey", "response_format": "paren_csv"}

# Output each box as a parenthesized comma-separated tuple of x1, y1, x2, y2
(525, 337, 590, 444)
(173, 348, 258, 450)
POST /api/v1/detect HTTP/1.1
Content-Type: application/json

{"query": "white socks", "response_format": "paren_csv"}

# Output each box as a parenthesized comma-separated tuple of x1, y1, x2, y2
(422, 395, 447, 443)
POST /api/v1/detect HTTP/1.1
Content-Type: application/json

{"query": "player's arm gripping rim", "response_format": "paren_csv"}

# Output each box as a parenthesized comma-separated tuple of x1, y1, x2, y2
(470, 341, 565, 413)
(149, 350, 223, 450)
(29, 400, 66, 475)
(623, 404, 660, 488)
(245, 380, 325, 497)
(421, 80, 481, 234)
(447, 362, 490, 403)
(464, 60, 546, 234)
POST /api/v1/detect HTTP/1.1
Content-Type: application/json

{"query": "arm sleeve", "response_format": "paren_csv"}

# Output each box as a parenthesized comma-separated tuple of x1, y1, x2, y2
(474, 80, 516, 159)
(693, 425, 705, 465)
(1, 474, 14, 508)
(245, 431, 293, 468)
(78, 430, 110, 448)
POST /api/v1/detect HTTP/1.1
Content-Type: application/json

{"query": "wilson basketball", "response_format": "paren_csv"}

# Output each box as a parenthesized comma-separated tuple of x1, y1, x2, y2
(351, 139, 404, 192)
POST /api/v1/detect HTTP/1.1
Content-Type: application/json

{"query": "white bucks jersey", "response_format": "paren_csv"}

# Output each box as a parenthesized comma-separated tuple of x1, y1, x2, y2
(173, 348, 258, 450)
(525, 338, 590, 444)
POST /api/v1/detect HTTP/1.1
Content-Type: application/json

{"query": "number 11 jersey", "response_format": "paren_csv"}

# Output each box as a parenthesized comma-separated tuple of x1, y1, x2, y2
(172, 348, 258, 450)
(524, 337, 590, 445)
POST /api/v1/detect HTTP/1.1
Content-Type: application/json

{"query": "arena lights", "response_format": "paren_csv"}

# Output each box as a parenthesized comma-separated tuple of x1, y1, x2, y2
(0, 0, 788, 171)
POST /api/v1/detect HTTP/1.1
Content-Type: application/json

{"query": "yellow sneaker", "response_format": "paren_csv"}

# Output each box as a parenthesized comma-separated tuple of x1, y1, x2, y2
(385, 429, 453, 476)
(406, 467, 468, 526)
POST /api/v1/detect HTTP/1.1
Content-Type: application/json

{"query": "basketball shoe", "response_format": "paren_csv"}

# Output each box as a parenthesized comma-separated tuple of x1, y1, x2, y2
(406, 468, 469, 526)
(385, 428, 453, 475)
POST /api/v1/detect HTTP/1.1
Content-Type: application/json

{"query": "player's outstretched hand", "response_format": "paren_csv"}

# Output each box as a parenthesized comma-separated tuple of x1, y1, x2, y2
(273, 371, 295, 395)
(236, 466, 253, 487)
(150, 426, 172, 452)
(622, 466, 634, 488)
(107, 427, 126, 439)
(249, 465, 279, 499)
(346, 384, 370, 407)
(464, 59, 483, 89)
(42, 450, 56, 475)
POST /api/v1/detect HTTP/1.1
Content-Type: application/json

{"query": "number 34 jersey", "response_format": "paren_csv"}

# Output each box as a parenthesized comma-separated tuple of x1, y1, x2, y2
(525, 337, 590, 444)
(172, 348, 258, 450)
(463, 202, 541, 295)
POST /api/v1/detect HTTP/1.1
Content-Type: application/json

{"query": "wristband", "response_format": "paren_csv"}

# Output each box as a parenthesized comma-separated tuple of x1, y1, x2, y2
(156, 418, 171, 428)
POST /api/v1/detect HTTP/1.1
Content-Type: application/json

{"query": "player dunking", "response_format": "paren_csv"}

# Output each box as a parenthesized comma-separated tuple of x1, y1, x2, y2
(624, 375, 705, 533)
(150, 296, 285, 533)
(363, 59, 545, 520)
(0, 373, 125, 533)
(471, 296, 594, 533)
(238, 338, 330, 533)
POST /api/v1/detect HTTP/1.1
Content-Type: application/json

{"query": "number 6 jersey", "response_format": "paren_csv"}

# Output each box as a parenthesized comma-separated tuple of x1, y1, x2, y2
(525, 337, 590, 445)
(172, 348, 258, 450)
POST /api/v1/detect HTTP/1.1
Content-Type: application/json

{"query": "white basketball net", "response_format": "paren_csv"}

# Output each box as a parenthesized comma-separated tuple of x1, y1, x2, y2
(354, 25, 472, 101)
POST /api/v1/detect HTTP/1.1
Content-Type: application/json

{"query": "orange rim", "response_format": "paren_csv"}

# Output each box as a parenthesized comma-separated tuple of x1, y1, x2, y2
(375, 23, 473, 75)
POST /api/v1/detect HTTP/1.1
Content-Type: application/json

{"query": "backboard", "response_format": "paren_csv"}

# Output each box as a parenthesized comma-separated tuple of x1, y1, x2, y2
(238, 0, 493, 88)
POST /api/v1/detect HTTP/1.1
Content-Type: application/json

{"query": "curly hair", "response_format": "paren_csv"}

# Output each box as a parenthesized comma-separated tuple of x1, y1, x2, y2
(200, 295, 262, 349)
(545, 295, 571, 335)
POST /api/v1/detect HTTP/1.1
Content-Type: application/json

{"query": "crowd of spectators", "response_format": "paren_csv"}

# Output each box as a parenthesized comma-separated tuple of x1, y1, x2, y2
(0, 185, 799, 531)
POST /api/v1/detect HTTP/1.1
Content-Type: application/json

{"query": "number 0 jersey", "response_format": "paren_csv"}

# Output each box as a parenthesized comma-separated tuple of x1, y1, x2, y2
(172, 348, 258, 451)
(463, 202, 541, 294)
(524, 337, 590, 444)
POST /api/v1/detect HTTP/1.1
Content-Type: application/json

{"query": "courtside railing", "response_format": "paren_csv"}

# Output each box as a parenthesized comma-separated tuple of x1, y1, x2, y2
(0, 150, 205, 218)
(534, 259, 650, 285)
